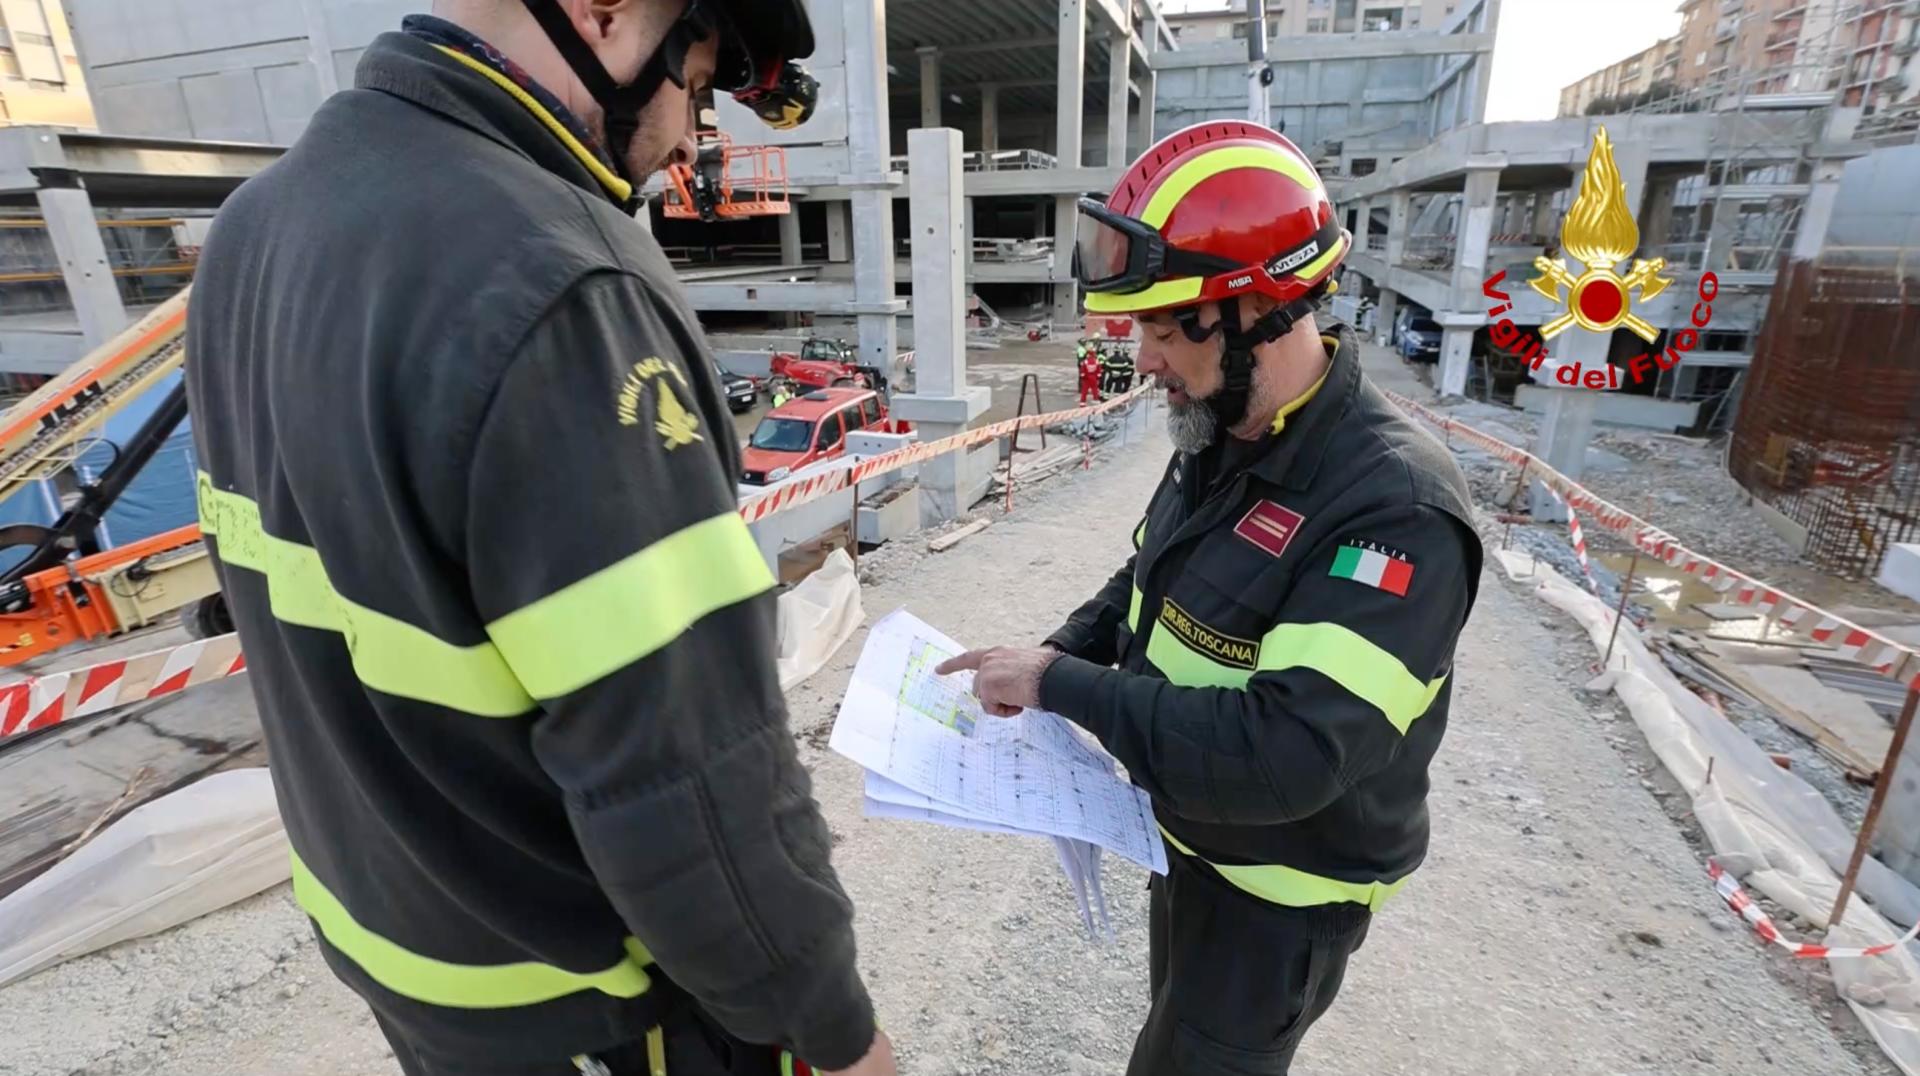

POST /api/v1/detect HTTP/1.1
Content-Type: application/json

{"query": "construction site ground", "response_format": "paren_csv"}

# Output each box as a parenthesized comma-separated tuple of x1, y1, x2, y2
(0, 342, 1902, 1076)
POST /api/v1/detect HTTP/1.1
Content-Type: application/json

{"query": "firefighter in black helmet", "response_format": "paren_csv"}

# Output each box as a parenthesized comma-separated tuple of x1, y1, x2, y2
(186, 2, 889, 1074)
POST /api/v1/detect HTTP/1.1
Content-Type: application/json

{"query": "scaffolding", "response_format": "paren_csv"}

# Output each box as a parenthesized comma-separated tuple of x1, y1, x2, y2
(1729, 249, 1920, 578)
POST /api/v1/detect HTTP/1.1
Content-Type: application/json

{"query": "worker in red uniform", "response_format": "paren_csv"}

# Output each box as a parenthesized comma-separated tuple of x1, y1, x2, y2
(1078, 341, 1103, 403)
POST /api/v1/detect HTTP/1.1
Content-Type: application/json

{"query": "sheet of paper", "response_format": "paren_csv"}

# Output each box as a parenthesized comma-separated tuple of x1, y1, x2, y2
(830, 609, 1168, 874)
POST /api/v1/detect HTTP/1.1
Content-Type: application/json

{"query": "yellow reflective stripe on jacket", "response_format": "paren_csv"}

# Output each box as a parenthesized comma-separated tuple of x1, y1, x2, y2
(290, 850, 653, 1008)
(1127, 586, 1144, 631)
(486, 511, 775, 700)
(1146, 621, 1253, 689)
(1256, 622, 1446, 733)
(1160, 824, 1406, 911)
(196, 474, 534, 717)
(1133, 519, 1146, 550)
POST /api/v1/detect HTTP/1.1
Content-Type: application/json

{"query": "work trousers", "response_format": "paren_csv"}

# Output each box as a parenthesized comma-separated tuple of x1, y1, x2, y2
(374, 1004, 792, 1076)
(1125, 852, 1372, 1076)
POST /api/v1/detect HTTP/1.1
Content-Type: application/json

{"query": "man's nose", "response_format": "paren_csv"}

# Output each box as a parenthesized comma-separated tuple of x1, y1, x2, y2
(667, 131, 699, 170)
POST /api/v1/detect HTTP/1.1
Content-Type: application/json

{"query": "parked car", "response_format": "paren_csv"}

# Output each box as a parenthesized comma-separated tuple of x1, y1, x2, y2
(713, 361, 758, 414)
(1397, 316, 1442, 363)
(739, 387, 908, 486)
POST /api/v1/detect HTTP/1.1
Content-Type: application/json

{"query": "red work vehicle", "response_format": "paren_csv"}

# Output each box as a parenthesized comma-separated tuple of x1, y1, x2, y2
(767, 338, 888, 395)
(739, 387, 908, 486)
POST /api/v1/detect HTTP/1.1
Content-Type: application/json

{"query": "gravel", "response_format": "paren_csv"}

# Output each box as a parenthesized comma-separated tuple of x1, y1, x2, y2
(0, 357, 1896, 1075)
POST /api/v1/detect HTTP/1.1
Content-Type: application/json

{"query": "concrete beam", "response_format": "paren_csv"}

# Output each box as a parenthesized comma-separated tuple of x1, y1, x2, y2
(679, 281, 872, 312)
(783, 166, 1125, 203)
(1151, 32, 1494, 69)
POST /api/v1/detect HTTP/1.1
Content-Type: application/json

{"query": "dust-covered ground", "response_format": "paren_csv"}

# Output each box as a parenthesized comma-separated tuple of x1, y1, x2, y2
(0, 368, 1895, 1076)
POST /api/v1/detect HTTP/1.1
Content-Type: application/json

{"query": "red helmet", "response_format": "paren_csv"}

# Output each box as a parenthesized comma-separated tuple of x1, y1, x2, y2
(1074, 121, 1349, 317)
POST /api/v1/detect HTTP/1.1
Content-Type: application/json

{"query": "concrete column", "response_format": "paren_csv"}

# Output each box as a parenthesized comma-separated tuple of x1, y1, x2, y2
(1791, 159, 1846, 260)
(1353, 198, 1373, 250)
(845, 0, 898, 369)
(826, 201, 851, 262)
(1440, 168, 1500, 396)
(895, 128, 991, 525)
(964, 196, 976, 277)
(295, 0, 342, 97)
(1135, 64, 1157, 156)
(980, 83, 1000, 152)
(778, 209, 803, 265)
(1054, 0, 1087, 329)
(919, 47, 942, 129)
(1375, 288, 1400, 347)
(1385, 189, 1411, 266)
(37, 186, 126, 349)
(1642, 177, 1677, 254)
(1532, 190, 1558, 242)
(1106, 29, 1130, 169)
(1437, 327, 1474, 397)
(1529, 339, 1608, 521)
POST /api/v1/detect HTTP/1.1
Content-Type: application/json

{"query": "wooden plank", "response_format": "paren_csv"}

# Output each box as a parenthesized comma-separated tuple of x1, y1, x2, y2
(1698, 655, 1888, 779)
(928, 519, 992, 553)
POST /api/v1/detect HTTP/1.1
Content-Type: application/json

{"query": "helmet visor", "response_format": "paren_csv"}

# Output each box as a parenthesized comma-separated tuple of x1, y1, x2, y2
(1074, 197, 1243, 295)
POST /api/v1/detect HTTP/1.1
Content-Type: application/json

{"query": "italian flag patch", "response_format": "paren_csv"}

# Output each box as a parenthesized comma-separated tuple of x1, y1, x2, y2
(1329, 539, 1414, 597)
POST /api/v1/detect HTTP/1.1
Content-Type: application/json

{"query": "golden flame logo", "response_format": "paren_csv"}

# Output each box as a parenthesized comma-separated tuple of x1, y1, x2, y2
(1528, 126, 1672, 342)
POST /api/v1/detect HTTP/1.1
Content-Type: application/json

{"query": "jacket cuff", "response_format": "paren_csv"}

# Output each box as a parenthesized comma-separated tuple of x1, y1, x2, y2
(1043, 624, 1092, 657)
(1039, 656, 1114, 740)
(782, 932, 877, 1070)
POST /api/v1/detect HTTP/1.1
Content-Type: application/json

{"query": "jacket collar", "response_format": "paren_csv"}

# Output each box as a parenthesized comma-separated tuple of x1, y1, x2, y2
(1246, 323, 1361, 492)
(353, 31, 633, 208)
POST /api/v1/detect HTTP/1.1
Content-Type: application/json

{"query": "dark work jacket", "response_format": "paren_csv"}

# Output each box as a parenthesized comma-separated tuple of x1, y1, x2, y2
(184, 32, 872, 1069)
(1041, 328, 1482, 914)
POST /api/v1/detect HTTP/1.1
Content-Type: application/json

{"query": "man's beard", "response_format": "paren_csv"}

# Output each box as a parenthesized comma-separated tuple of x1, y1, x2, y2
(1161, 376, 1219, 454)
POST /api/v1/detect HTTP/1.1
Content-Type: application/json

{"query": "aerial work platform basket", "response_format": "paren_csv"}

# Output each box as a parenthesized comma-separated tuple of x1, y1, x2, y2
(664, 132, 792, 222)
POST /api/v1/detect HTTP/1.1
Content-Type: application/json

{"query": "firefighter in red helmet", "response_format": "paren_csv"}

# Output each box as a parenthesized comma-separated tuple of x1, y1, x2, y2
(941, 122, 1483, 1074)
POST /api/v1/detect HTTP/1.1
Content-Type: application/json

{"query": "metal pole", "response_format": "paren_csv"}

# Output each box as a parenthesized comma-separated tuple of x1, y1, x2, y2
(1603, 550, 1641, 669)
(849, 483, 860, 572)
(1830, 682, 1920, 930)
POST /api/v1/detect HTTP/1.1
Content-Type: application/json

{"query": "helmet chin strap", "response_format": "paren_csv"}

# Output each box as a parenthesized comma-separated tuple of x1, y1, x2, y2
(1171, 292, 1318, 435)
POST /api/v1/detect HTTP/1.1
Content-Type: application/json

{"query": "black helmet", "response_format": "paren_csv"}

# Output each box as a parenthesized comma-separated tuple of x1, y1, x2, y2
(521, 0, 819, 182)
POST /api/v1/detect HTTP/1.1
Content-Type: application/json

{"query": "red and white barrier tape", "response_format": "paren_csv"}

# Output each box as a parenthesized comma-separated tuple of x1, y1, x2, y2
(1542, 485, 1600, 595)
(1384, 389, 1920, 688)
(0, 634, 247, 740)
(1708, 861, 1917, 959)
(0, 385, 1156, 740)
(737, 384, 1151, 525)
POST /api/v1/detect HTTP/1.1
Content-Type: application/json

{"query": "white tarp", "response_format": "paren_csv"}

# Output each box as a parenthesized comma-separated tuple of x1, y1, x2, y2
(0, 768, 289, 989)
(1497, 548, 1920, 1075)
(777, 548, 864, 690)
(0, 556, 865, 988)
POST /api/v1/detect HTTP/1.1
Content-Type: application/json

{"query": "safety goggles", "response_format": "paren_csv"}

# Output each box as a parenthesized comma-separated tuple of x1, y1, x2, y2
(1073, 198, 1345, 297)
(1072, 198, 1239, 294)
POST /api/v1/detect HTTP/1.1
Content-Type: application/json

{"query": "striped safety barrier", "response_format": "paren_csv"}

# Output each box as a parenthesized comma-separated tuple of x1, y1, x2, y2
(0, 635, 246, 740)
(0, 385, 1155, 742)
(1708, 861, 1917, 960)
(1542, 484, 1600, 595)
(1384, 389, 1920, 689)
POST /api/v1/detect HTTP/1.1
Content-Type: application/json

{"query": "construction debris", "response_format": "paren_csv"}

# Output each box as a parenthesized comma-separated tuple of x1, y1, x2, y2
(927, 519, 990, 553)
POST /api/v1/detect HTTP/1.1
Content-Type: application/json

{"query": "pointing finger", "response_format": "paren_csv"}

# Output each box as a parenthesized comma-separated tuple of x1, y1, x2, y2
(935, 649, 989, 676)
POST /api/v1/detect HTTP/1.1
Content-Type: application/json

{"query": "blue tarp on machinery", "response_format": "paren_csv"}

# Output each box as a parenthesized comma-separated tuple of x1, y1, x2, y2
(0, 372, 198, 574)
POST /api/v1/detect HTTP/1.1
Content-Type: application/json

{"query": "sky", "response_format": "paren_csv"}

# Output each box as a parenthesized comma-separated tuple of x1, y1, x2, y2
(1156, 0, 1685, 122)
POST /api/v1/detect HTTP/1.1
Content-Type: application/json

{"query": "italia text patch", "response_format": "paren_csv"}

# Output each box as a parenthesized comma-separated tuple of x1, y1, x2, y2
(1158, 598, 1257, 670)
(1329, 538, 1415, 597)
(1234, 500, 1305, 559)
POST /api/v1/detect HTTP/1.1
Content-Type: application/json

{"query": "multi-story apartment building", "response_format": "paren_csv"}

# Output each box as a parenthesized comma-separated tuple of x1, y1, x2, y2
(0, 0, 93, 129)
(1559, 37, 1683, 116)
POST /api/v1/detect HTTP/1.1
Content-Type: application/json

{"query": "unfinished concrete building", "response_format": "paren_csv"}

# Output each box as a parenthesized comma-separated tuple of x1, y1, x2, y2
(1338, 38, 1881, 449)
